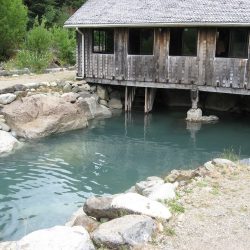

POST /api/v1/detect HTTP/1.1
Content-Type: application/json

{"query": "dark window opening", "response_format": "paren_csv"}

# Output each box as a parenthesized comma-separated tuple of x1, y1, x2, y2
(169, 28, 198, 56)
(216, 28, 249, 58)
(128, 28, 154, 55)
(92, 29, 114, 54)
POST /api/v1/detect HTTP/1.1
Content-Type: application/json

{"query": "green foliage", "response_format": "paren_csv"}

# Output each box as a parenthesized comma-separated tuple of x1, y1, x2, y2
(164, 226, 176, 236)
(51, 26, 76, 65)
(167, 200, 185, 214)
(0, 0, 28, 60)
(26, 18, 52, 53)
(16, 50, 52, 73)
(220, 148, 240, 162)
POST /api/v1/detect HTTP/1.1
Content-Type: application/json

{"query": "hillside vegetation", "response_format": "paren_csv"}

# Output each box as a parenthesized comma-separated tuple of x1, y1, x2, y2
(0, 0, 85, 72)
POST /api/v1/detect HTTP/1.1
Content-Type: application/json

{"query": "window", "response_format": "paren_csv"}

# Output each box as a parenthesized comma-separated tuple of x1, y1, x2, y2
(216, 28, 248, 58)
(92, 29, 114, 54)
(128, 28, 154, 55)
(169, 28, 198, 56)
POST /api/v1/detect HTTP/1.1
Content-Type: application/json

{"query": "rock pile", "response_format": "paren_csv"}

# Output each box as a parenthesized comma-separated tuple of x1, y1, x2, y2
(0, 80, 120, 154)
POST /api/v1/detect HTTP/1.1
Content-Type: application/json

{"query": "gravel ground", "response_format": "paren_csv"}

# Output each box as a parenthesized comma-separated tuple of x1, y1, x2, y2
(151, 164, 250, 250)
(0, 70, 76, 90)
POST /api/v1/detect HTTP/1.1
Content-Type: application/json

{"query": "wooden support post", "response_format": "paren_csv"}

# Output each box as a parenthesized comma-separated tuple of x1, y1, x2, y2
(125, 86, 128, 112)
(191, 88, 199, 109)
(125, 86, 136, 112)
(145, 88, 157, 113)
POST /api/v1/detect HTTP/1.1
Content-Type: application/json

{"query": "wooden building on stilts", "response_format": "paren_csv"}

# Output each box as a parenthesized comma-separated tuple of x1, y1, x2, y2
(65, 0, 250, 113)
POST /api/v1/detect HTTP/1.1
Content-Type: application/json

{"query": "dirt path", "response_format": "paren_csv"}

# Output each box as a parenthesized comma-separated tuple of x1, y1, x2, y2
(154, 164, 250, 250)
(0, 70, 76, 90)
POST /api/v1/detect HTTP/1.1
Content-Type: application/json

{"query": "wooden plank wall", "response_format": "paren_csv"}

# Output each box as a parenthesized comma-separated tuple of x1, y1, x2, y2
(81, 28, 250, 90)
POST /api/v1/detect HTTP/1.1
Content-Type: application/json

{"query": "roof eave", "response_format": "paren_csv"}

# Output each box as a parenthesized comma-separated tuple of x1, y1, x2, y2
(64, 22, 250, 28)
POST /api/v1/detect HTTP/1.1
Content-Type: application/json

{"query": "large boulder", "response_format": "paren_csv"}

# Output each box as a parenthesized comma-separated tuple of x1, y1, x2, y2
(84, 193, 171, 220)
(2, 94, 88, 139)
(109, 98, 123, 109)
(92, 215, 156, 248)
(0, 131, 20, 155)
(4, 226, 95, 250)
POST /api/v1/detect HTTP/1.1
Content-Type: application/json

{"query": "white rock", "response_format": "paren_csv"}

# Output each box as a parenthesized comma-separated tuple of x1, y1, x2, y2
(92, 215, 156, 248)
(135, 178, 164, 195)
(17, 226, 95, 250)
(0, 122, 11, 132)
(186, 108, 202, 121)
(0, 131, 20, 155)
(99, 99, 108, 107)
(50, 82, 57, 87)
(0, 94, 17, 105)
(147, 183, 177, 201)
(111, 193, 172, 220)
(61, 92, 80, 103)
(212, 158, 237, 168)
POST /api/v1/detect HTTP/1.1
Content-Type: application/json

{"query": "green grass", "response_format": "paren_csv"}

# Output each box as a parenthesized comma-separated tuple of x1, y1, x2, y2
(164, 226, 176, 236)
(167, 200, 185, 214)
(219, 148, 240, 162)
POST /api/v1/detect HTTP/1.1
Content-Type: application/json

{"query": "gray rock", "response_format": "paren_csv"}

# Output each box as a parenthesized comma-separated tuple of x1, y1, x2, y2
(109, 98, 123, 109)
(14, 84, 27, 91)
(16, 226, 95, 250)
(186, 108, 219, 122)
(84, 193, 171, 220)
(97, 85, 109, 100)
(63, 83, 72, 93)
(0, 87, 15, 94)
(99, 99, 108, 107)
(239, 158, 250, 166)
(0, 131, 20, 155)
(186, 108, 202, 121)
(61, 92, 80, 103)
(2, 94, 88, 139)
(92, 215, 156, 248)
(0, 93, 17, 105)
(90, 85, 97, 92)
(0, 122, 11, 132)
(135, 177, 164, 195)
(14, 91, 27, 98)
(72, 215, 99, 233)
(72, 86, 80, 93)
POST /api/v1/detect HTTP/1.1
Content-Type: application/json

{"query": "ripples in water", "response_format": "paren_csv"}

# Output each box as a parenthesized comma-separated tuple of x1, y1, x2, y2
(1, 110, 250, 241)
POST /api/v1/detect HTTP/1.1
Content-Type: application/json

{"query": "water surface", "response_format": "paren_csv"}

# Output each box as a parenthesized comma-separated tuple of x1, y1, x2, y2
(0, 110, 250, 241)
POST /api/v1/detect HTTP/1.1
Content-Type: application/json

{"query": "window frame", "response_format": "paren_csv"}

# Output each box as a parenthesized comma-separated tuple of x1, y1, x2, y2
(169, 28, 198, 57)
(92, 28, 114, 54)
(215, 28, 249, 59)
(128, 28, 155, 56)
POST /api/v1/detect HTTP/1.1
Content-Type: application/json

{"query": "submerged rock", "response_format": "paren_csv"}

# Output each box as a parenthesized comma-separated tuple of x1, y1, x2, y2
(6, 226, 95, 250)
(92, 215, 156, 248)
(84, 193, 171, 220)
(2, 94, 88, 139)
(0, 131, 20, 155)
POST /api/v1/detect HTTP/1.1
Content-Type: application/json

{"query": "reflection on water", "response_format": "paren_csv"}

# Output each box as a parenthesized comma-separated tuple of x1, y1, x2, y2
(0, 110, 250, 241)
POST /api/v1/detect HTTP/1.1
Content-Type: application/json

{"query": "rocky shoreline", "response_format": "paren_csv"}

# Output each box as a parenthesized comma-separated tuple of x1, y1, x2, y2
(0, 80, 123, 156)
(1, 157, 249, 249)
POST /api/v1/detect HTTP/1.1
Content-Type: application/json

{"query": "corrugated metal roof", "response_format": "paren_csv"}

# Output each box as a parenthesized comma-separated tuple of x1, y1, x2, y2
(65, 0, 250, 27)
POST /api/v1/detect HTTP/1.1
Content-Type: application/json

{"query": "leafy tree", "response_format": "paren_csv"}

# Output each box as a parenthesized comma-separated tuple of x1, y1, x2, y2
(51, 26, 76, 65)
(0, 0, 28, 60)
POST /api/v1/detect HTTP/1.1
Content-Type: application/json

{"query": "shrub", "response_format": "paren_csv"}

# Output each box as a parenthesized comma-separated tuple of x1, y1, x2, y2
(0, 0, 28, 60)
(25, 18, 52, 54)
(51, 26, 76, 66)
(16, 50, 52, 73)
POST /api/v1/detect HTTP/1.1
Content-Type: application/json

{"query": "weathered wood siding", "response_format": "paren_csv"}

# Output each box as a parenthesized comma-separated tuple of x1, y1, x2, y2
(76, 31, 83, 77)
(80, 27, 250, 91)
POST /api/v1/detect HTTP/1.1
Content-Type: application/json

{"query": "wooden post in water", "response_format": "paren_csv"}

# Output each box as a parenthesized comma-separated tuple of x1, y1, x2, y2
(125, 86, 136, 112)
(145, 88, 157, 113)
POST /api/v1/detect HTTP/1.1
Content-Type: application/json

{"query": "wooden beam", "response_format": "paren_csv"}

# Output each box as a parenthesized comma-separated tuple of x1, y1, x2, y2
(85, 77, 250, 96)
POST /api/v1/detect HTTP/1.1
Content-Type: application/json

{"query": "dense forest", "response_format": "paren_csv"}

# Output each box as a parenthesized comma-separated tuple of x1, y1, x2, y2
(0, 0, 85, 71)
